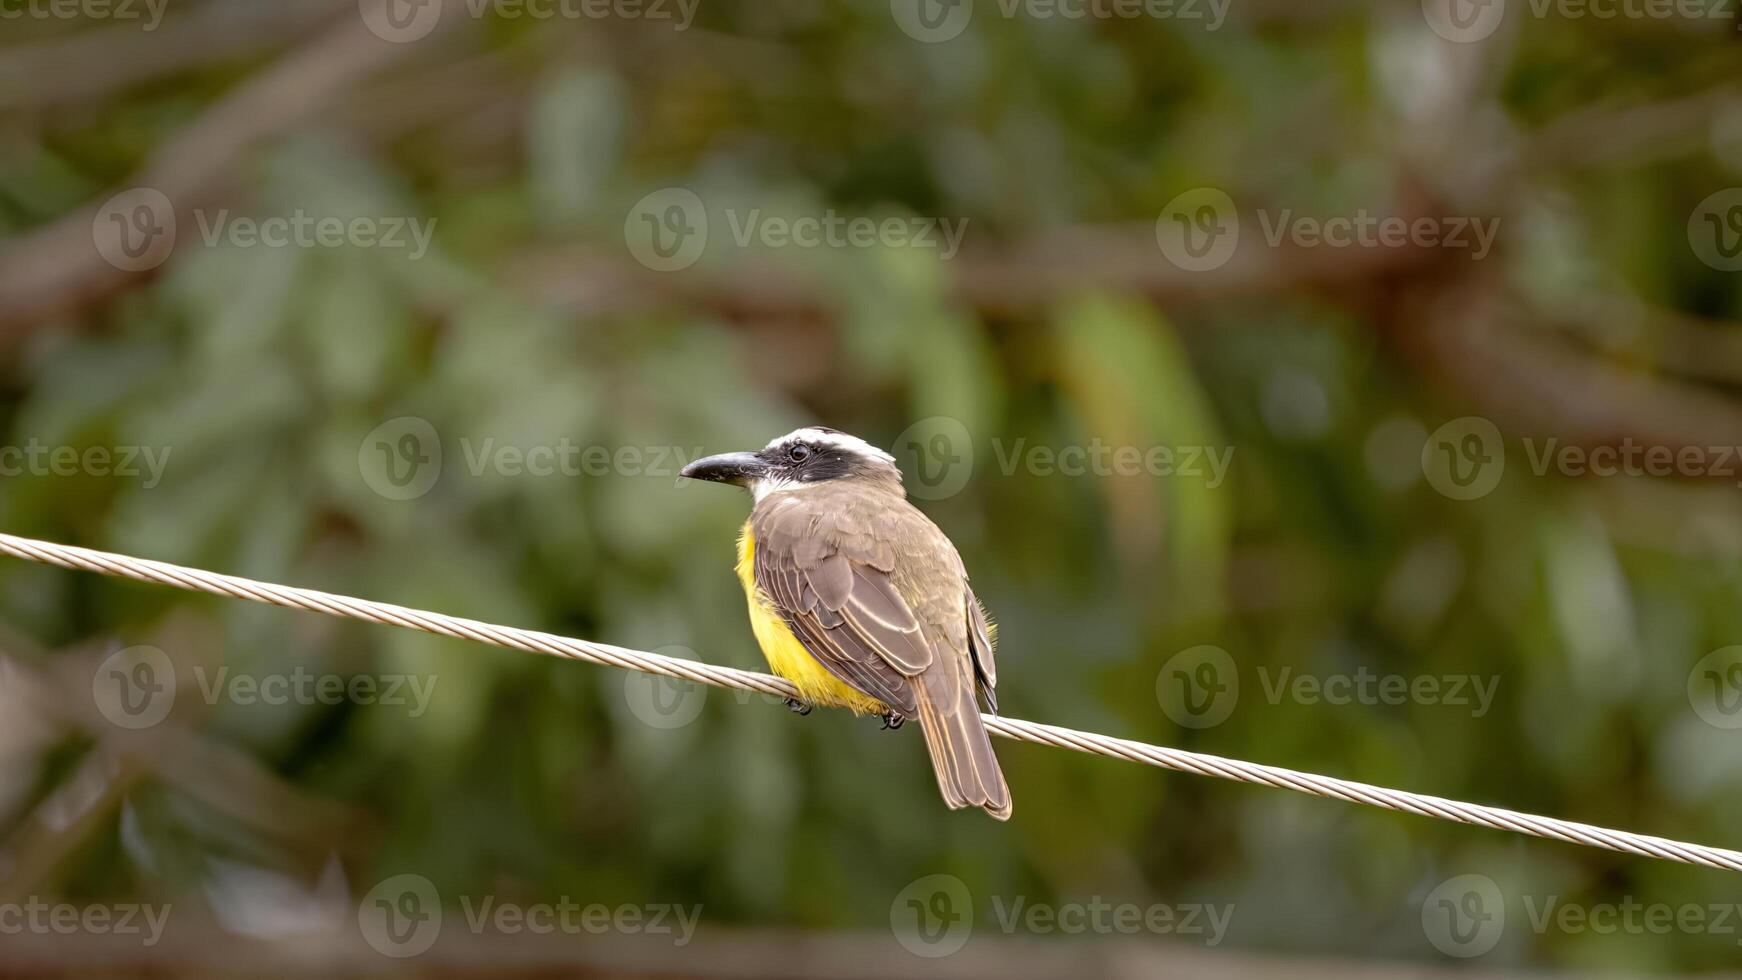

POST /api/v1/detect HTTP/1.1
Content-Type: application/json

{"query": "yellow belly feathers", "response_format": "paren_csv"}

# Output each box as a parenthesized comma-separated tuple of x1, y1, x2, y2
(736, 521, 888, 715)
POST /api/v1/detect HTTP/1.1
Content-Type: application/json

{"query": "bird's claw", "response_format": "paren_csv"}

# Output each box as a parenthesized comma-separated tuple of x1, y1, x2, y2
(880, 711, 906, 730)
(783, 697, 812, 716)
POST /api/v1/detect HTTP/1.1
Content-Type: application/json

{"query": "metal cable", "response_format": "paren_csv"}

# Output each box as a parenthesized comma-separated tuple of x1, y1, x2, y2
(2, 531, 1737, 873)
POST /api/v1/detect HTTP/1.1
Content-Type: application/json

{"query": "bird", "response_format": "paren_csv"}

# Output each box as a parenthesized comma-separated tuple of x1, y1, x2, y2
(681, 427, 1012, 820)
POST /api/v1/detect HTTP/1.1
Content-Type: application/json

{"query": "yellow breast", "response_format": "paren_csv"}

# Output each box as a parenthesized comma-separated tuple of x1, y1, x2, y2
(736, 521, 887, 715)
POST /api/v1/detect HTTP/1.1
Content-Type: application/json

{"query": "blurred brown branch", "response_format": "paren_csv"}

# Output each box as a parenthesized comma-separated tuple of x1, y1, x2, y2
(0, 627, 369, 902)
(1400, 274, 1742, 457)
(0, 925, 1685, 980)
(503, 218, 1452, 324)
(0, 0, 349, 111)
(0, 0, 468, 347)
(1526, 82, 1742, 173)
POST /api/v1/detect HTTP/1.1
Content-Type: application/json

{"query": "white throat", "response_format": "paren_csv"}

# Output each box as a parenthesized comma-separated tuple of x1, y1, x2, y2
(751, 474, 820, 502)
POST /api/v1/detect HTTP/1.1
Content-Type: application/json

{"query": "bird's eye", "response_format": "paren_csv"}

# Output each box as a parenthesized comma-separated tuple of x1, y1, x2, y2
(788, 444, 811, 463)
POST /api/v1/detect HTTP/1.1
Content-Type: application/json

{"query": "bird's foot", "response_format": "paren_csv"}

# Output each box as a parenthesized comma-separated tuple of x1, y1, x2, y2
(880, 711, 906, 730)
(783, 697, 812, 716)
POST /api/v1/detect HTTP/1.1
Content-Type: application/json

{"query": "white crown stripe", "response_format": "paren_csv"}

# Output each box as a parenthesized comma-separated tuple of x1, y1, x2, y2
(765, 428, 896, 464)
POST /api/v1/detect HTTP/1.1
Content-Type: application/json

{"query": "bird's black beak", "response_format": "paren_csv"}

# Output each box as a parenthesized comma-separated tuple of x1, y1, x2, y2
(681, 451, 768, 487)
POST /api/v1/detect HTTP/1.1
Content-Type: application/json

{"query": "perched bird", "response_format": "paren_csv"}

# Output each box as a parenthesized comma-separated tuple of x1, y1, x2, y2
(681, 427, 1012, 819)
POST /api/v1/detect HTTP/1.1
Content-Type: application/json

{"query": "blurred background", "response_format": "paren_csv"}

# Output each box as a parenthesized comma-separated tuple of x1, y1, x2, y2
(3, 0, 1742, 974)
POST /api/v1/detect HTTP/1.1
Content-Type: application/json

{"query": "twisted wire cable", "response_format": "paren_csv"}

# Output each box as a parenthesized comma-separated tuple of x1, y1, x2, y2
(1, 531, 1737, 873)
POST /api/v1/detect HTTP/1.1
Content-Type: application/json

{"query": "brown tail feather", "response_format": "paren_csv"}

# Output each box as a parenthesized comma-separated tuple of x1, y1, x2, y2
(913, 664, 1012, 820)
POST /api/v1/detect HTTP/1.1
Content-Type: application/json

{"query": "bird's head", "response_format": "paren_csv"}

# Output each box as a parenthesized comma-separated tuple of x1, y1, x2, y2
(681, 427, 904, 500)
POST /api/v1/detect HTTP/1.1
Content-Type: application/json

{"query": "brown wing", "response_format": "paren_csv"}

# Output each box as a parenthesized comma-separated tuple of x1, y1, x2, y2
(966, 585, 998, 713)
(751, 497, 928, 715)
